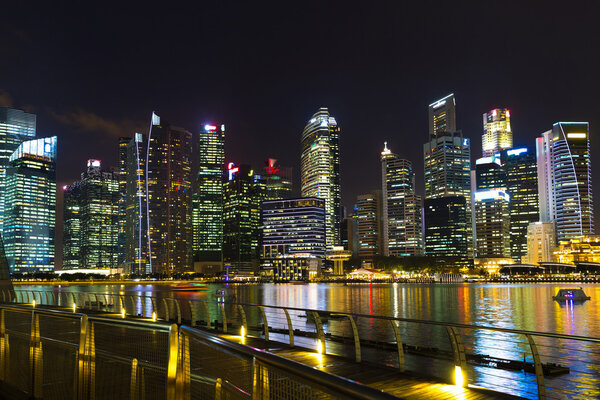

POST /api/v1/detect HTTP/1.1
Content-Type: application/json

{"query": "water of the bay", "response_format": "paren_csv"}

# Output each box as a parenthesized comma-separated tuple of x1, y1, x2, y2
(19, 282, 600, 399)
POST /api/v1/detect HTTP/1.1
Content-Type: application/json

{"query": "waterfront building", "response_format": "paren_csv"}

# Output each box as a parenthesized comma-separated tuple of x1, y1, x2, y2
(300, 107, 341, 250)
(3, 137, 57, 273)
(356, 191, 382, 266)
(474, 190, 511, 259)
(0, 107, 36, 233)
(381, 143, 423, 256)
(423, 196, 469, 259)
(482, 109, 512, 157)
(501, 148, 539, 262)
(62, 182, 81, 270)
(428, 94, 456, 139)
(270, 254, 322, 281)
(146, 117, 192, 274)
(262, 158, 292, 200)
(554, 235, 600, 265)
(223, 163, 265, 273)
(523, 221, 556, 264)
(475, 155, 505, 190)
(124, 132, 148, 274)
(424, 95, 472, 259)
(62, 160, 120, 270)
(192, 123, 225, 272)
(261, 198, 326, 280)
(117, 137, 130, 267)
(537, 122, 593, 241)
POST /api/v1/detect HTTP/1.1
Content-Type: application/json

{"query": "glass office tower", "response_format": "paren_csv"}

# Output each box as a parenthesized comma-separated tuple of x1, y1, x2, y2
(3, 137, 57, 273)
(0, 107, 36, 233)
(62, 182, 81, 270)
(482, 109, 512, 157)
(300, 108, 341, 250)
(193, 123, 225, 265)
(125, 133, 148, 275)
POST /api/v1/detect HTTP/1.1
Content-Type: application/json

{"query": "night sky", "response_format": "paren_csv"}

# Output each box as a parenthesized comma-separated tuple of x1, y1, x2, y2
(1, 2, 600, 266)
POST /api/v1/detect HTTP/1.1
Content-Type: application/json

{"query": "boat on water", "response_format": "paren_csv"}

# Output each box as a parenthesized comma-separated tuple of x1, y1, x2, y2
(172, 283, 210, 292)
(553, 288, 590, 301)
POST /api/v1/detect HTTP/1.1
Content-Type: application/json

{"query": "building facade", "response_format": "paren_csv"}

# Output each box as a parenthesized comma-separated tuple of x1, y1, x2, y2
(117, 137, 130, 267)
(423, 196, 469, 258)
(428, 94, 456, 139)
(474, 190, 511, 258)
(524, 222, 556, 264)
(262, 158, 293, 200)
(192, 123, 225, 267)
(0, 107, 36, 234)
(537, 122, 594, 241)
(300, 107, 341, 250)
(356, 191, 382, 266)
(3, 137, 57, 273)
(381, 143, 423, 256)
(482, 109, 512, 157)
(62, 183, 81, 270)
(501, 148, 539, 262)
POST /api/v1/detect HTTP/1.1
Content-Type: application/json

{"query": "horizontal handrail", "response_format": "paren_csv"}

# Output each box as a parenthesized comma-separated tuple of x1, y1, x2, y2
(25, 288, 600, 343)
(180, 325, 401, 400)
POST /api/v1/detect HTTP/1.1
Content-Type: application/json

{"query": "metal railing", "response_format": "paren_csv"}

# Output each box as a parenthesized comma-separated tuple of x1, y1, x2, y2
(8, 288, 600, 400)
(0, 297, 399, 400)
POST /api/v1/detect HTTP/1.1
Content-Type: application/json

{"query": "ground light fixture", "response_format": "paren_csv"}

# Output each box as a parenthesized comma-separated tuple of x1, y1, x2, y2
(454, 365, 464, 387)
(152, 312, 157, 322)
(72, 303, 77, 313)
(32, 300, 36, 308)
(121, 308, 126, 319)
(316, 339, 324, 354)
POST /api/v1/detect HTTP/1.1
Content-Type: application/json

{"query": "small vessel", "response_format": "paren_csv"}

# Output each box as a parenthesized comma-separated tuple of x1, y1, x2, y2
(172, 283, 210, 292)
(553, 288, 590, 301)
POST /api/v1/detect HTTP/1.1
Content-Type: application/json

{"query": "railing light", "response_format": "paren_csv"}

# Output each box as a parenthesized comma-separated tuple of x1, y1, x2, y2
(152, 312, 157, 322)
(32, 300, 36, 308)
(121, 309, 126, 319)
(454, 365, 464, 387)
(240, 325, 246, 338)
(72, 303, 77, 313)
(317, 339, 324, 354)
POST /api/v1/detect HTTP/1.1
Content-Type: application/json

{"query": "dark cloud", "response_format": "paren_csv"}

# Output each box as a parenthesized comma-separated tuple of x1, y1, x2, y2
(50, 109, 145, 138)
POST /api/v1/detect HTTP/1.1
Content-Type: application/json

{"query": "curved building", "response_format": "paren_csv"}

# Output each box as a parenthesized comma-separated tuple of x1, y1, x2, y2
(300, 108, 340, 249)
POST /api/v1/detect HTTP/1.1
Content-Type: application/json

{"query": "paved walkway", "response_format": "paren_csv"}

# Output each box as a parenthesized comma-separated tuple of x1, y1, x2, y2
(219, 334, 523, 400)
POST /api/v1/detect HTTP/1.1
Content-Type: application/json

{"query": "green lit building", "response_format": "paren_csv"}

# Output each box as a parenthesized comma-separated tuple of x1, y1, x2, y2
(0, 107, 36, 234)
(62, 182, 81, 270)
(192, 124, 225, 270)
(3, 137, 57, 273)
(62, 160, 120, 270)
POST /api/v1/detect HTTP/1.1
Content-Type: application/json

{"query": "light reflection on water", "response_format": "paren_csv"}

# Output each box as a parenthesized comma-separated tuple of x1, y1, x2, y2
(21, 282, 600, 399)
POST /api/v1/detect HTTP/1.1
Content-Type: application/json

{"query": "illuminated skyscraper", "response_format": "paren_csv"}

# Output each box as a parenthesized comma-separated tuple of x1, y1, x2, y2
(3, 137, 57, 273)
(0, 107, 36, 233)
(192, 124, 225, 268)
(62, 182, 81, 270)
(117, 137, 130, 267)
(501, 148, 539, 261)
(356, 191, 382, 265)
(482, 109, 512, 157)
(262, 158, 292, 200)
(124, 133, 148, 274)
(300, 108, 341, 250)
(223, 163, 265, 273)
(424, 96, 472, 260)
(474, 190, 511, 258)
(380, 143, 423, 256)
(428, 94, 456, 139)
(537, 122, 594, 241)
(62, 160, 120, 269)
(145, 117, 193, 274)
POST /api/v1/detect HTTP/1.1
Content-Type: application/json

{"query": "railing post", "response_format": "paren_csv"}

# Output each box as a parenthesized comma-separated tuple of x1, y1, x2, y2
(389, 321, 405, 372)
(166, 324, 179, 399)
(176, 332, 190, 400)
(130, 358, 139, 400)
(174, 299, 181, 325)
(120, 296, 126, 316)
(150, 297, 157, 319)
(237, 305, 247, 336)
(446, 326, 467, 387)
(252, 358, 269, 400)
(163, 299, 170, 321)
(258, 306, 269, 341)
(71, 293, 77, 309)
(220, 303, 227, 333)
(188, 301, 197, 327)
(283, 309, 294, 347)
(339, 314, 360, 363)
(129, 296, 136, 316)
(0, 309, 9, 382)
(525, 334, 547, 400)
(76, 314, 97, 400)
(311, 311, 326, 355)
(202, 302, 210, 328)
(29, 311, 43, 399)
(214, 378, 222, 400)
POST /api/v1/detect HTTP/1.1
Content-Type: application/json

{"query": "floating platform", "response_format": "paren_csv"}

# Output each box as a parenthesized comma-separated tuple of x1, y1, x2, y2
(553, 288, 590, 301)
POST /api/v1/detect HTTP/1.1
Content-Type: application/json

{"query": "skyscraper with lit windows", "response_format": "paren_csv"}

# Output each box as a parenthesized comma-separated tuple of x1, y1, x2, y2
(482, 109, 512, 157)
(301, 108, 341, 250)
(193, 123, 225, 268)
(0, 107, 36, 233)
(3, 137, 57, 273)
(381, 143, 423, 256)
(537, 122, 593, 241)
(428, 94, 456, 139)
(356, 191, 382, 265)
(117, 137, 130, 267)
(62, 182, 81, 270)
